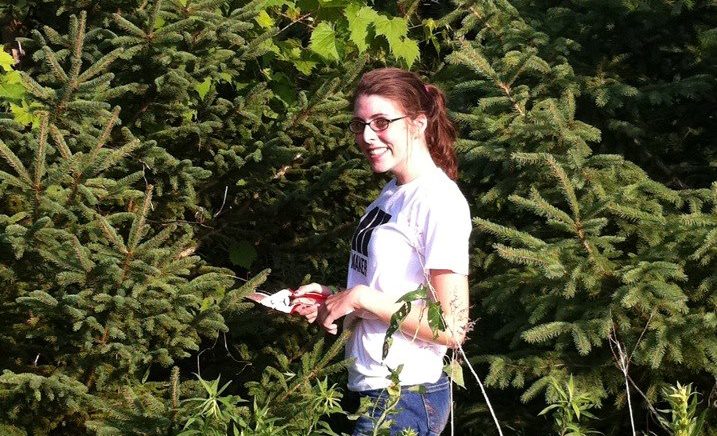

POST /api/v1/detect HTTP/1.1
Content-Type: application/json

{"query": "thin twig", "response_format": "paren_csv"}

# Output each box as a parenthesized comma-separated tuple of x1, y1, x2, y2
(609, 325, 637, 436)
(213, 185, 229, 218)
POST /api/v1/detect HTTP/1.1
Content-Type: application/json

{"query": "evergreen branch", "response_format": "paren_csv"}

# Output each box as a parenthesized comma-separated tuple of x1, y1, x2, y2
(33, 114, 49, 189)
(276, 325, 354, 404)
(606, 203, 666, 224)
(127, 185, 154, 252)
(96, 214, 128, 255)
(89, 106, 121, 163)
(148, 0, 163, 34)
(545, 155, 580, 219)
(72, 12, 87, 63)
(452, 39, 499, 80)
(112, 13, 148, 38)
(33, 114, 50, 220)
(71, 235, 94, 272)
(18, 72, 54, 100)
(42, 24, 69, 46)
(41, 46, 69, 82)
(0, 139, 32, 185)
(509, 189, 575, 226)
(77, 48, 125, 83)
(49, 123, 72, 159)
(473, 217, 547, 248)
(0, 170, 27, 189)
(691, 227, 717, 261)
(522, 321, 571, 344)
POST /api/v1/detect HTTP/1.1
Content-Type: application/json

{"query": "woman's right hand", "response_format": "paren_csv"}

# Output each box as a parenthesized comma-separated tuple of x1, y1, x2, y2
(292, 283, 333, 325)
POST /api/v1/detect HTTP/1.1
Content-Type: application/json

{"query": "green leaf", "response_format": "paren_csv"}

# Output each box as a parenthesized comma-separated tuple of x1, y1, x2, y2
(154, 15, 166, 30)
(391, 37, 420, 67)
(344, 4, 378, 52)
(427, 300, 446, 337)
(383, 300, 411, 359)
(229, 240, 257, 269)
(444, 359, 465, 388)
(0, 50, 16, 72)
(255, 10, 275, 28)
(0, 72, 25, 100)
(373, 15, 408, 48)
(292, 59, 318, 75)
(10, 101, 39, 127)
(309, 22, 340, 61)
(195, 77, 212, 99)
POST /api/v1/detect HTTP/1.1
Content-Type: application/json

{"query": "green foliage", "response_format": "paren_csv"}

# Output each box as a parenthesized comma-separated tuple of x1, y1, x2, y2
(538, 375, 601, 436)
(657, 382, 707, 436)
(1, 0, 716, 434)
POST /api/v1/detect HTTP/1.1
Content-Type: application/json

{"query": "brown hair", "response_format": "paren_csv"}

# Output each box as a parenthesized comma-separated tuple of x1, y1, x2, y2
(353, 68, 458, 180)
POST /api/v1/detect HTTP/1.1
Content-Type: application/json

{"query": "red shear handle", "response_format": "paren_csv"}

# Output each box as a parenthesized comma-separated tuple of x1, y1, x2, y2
(291, 290, 328, 303)
(289, 290, 327, 314)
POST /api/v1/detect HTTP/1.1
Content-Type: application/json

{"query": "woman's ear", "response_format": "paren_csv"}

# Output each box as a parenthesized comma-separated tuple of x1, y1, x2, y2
(412, 114, 428, 136)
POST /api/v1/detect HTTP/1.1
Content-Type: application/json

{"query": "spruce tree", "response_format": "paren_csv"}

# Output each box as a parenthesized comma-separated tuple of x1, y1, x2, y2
(431, 0, 717, 433)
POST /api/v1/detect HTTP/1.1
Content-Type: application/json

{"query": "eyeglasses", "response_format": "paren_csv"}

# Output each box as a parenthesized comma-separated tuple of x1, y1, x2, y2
(348, 116, 408, 134)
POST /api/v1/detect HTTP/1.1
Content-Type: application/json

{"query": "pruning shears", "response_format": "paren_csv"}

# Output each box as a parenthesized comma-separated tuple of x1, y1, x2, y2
(246, 289, 328, 314)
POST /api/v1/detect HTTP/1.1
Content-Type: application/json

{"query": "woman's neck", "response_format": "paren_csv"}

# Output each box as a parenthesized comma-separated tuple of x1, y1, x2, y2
(393, 146, 437, 185)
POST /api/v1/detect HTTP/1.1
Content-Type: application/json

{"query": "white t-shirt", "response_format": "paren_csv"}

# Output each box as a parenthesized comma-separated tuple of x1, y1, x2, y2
(344, 166, 471, 391)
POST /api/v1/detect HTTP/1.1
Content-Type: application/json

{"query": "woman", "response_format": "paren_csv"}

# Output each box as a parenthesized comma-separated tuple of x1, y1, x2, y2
(294, 67, 471, 435)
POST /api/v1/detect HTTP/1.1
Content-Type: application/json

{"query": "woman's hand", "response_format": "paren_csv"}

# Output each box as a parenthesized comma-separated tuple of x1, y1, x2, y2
(317, 285, 370, 335)
(292, 283, 333, 324)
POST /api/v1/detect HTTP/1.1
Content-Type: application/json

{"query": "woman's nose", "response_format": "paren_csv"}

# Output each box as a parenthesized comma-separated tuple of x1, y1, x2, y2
(361, 123, 377, 143)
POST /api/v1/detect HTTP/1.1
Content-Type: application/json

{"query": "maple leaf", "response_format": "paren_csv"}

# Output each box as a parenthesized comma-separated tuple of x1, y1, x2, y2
(344, 4, 378, 53)
(309, 22, 340, 62)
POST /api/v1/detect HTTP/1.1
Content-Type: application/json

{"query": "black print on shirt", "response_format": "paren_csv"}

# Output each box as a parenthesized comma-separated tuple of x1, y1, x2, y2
(350, 207, 391, 275)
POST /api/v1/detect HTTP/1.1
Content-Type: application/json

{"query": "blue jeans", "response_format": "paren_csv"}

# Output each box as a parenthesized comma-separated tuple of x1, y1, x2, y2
(352, 375, 451, 436)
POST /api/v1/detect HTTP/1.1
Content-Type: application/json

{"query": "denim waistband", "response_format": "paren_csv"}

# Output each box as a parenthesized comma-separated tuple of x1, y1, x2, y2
(413, 374, 450, 394)
(360, 374, 450, 395)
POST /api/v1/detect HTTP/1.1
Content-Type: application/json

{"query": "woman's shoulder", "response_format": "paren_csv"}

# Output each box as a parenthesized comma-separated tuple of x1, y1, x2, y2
(416, 169, 469, 208)
(393, 170, 470, 227)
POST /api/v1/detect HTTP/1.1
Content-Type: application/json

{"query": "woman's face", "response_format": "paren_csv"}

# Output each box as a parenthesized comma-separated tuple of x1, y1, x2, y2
(353, 94, 417, 180)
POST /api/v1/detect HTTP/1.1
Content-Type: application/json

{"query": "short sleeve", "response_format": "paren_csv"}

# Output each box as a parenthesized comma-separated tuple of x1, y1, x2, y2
(421, 189, 472, 275)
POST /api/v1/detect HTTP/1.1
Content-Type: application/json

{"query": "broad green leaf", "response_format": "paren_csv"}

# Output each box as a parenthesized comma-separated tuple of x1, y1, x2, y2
(195, 77, 212, 99)
(10, 101, 38, 127)
(373, 15, 408, 48)
(444, 359, 465, 388)
(229, 240, 257, 269)
(154, 15, 166, 30)
(255, 10, 275, 28)
(427, 300, 446, 336)
(261, 0, 294, 7)
(0, 50, 15, 71)
(344, 4, 378, 52)
(383, 300, 411, 359)
(292, 59, 317, 75)
(391, 37, 420, 68)
(182, 109, 197, 123)
(309, 22, 339, 61)
(0, 72, 25, 100)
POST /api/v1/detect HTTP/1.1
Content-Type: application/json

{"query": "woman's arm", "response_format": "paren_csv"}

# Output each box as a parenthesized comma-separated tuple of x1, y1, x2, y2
(317, 269, 469, 348)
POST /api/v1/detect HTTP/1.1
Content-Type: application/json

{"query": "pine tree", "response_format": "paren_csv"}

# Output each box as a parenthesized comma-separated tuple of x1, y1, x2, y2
(430, 0, 717, 433)
(1, 1, 420, 433)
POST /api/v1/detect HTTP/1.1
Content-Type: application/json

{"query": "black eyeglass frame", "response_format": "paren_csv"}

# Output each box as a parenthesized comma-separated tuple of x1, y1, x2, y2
(348, 116, 408, 134)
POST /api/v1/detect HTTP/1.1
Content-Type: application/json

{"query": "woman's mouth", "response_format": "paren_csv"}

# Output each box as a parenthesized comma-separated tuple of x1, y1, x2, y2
(367, 147, 389, 158)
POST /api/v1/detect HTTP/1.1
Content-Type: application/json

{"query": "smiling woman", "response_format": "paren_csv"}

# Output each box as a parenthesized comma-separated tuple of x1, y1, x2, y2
(293, 68, 471, 436)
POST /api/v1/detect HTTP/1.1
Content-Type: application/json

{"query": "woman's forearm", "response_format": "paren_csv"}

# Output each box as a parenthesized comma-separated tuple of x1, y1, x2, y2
(356, 285, 468, 348)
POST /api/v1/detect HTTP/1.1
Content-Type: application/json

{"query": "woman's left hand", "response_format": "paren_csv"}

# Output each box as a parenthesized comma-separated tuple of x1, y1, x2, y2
(317, 285, 368, 334)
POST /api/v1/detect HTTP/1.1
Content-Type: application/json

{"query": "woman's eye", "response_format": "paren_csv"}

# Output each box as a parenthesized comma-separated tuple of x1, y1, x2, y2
(373, 119, 389, 128)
